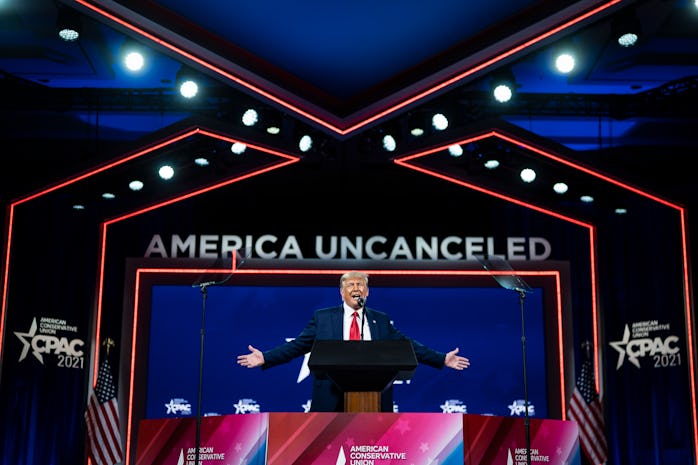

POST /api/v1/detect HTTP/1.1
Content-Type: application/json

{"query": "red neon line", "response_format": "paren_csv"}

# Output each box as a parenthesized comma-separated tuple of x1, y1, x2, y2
(73, 0, 345, 135)
(555, 272, 566, 419)
(125, 270, 143, 465)
(679, 208, 698, 457)
(123, 266, 564, 462)
(588, 226, 601, 391)
(394, 158, 595, 229)
(0, 204, 15, 359)
(92, 223, 109, 382)
(12, 129, 200, 207)
(493, 132, 683, 208)
(75, 0, 622, 135)
(103, 158, 298, 227)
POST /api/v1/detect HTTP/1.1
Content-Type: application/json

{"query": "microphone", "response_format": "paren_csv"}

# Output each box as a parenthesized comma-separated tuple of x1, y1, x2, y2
(357, 297, 366, 340)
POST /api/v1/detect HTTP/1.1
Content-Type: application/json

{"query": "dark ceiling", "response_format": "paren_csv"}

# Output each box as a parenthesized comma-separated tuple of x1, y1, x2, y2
(1, 0, 698, 205)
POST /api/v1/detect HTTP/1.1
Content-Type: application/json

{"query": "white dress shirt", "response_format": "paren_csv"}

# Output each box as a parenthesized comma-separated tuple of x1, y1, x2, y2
(343, 302, 372, 340)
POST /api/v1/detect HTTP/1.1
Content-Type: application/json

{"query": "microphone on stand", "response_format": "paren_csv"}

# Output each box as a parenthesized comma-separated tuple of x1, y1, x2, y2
(356, 297, 366, 340)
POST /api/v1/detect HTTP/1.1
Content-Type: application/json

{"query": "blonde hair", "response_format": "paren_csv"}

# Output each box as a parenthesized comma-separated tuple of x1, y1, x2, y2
(339, 271, 369, 288)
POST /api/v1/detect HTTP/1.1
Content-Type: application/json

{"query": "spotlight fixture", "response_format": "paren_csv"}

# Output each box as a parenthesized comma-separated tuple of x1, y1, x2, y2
(407, 112, 428, 136)
(520, 168, 537, 183)
(553, 42, 577, 74)
(490, 69, 517, 103)
(612, 10, 642, 47)
(120, 39, 147, 72)
(158, 165, 175, 180)
(431, 113, 448, 131)
(448, 144, 463, 157)
(231, 142, 247, 154)
(129, 180, 144, 191)
(553, 182, 569, 194)
(242, 108, 259, 127)
(555, 52, 575, 74)
(382, 134, 397, 152)
(56, 6, 81, 42)
(176, 67, 200, 99)
(299, 135, 313, 152)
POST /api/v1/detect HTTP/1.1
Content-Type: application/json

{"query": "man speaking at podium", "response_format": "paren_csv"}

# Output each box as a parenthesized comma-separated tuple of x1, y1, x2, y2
(237, 271, 470, 412)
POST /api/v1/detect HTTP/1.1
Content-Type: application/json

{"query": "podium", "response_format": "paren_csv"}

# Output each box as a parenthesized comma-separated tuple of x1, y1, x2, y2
(307, 340, 418, 412)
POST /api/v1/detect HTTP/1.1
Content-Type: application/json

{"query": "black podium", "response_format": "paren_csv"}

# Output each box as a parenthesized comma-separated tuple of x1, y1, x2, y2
(307, 340, 418, 412)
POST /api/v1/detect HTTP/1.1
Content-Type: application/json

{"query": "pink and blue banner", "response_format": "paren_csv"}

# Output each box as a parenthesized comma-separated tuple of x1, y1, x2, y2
(267, 412, 464, 465)
(135, 414, 268, 465)
(135, 413, 578, 465)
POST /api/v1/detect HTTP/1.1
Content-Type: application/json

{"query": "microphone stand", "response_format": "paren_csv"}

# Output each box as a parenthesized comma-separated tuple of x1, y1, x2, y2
(193, 281, 211, 465)
(517, 288, 532, 465)
(476, 255, 532, 465)
(191, 276, 232, 465)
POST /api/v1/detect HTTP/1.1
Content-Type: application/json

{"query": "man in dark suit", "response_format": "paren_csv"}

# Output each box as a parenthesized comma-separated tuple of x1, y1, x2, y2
(236, 270, 470, 412)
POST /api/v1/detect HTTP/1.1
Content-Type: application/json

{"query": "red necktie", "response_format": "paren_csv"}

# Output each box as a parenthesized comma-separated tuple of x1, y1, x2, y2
(350, 311, 361, 340)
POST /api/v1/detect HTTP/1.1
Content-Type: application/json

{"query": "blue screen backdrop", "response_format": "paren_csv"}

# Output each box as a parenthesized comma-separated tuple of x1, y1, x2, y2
(145, 284, 547, 417)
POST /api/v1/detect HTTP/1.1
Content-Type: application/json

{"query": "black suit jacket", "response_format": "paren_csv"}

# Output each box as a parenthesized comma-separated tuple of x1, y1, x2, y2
(262, 305, 446, 412)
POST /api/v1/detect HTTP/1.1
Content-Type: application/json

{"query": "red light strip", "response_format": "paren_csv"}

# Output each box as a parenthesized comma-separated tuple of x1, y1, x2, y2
(0, 122, 299, 380)
(122, 266, 565, 464)
(91, 142, 300, 374)
(73, 0, 623, 135)
(394, 131, 697, 456)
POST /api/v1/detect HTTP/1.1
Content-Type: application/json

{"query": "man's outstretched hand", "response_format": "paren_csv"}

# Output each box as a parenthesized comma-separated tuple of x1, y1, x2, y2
(444, 347, 470, 370)
(237, 345, 264, 368)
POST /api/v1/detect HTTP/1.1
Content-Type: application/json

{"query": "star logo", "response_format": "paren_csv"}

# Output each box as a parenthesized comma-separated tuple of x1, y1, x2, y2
(14, 318, 41, 363)
(336, 445, 347, 465)
(609, 325, 640, 369)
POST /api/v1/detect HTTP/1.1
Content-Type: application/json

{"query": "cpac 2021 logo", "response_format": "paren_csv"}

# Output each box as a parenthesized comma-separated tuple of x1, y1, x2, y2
(14, 317, 85, 368)
(609, 323, 681, 369)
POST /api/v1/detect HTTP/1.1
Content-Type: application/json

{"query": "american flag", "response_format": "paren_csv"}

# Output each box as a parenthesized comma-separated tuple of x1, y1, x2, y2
(85, 358, 123, 465)
(568, 356, 608, 464)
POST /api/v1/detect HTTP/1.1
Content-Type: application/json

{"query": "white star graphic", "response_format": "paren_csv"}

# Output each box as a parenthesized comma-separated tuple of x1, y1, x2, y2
(14, 318, 41, 363)
(609, 325, 640, 368)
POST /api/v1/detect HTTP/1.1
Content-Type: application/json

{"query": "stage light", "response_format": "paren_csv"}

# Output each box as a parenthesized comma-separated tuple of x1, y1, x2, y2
(179, 80, 198, 98)
(490, 69, 517, 103)
(382, 134, 397, 152)
(553, 182, 569, 194)
(158, 165, 175, 180)
(194, 157, 209, 166)
(448, 144, 463, 157)
(231, 142, 247, 154)
(129, 180, 144, 191)
(612, 10, 641, 47)
(580, 195, 594, 203)
(431, 113, 448, 131)
(120, 39, 147, 72)
(242, 108, 259, 127)
(555, 52, 575, 74)
(102, 192, 115, 199)
(484, 159, 500, 169)
(299, 135, 313, 152)
(520, 168, 536, 183)
(615, 208, 628, 214)
(176, 67, 200, 99)
(57, 6, 81, 42)
(124, 51, 145, 71)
